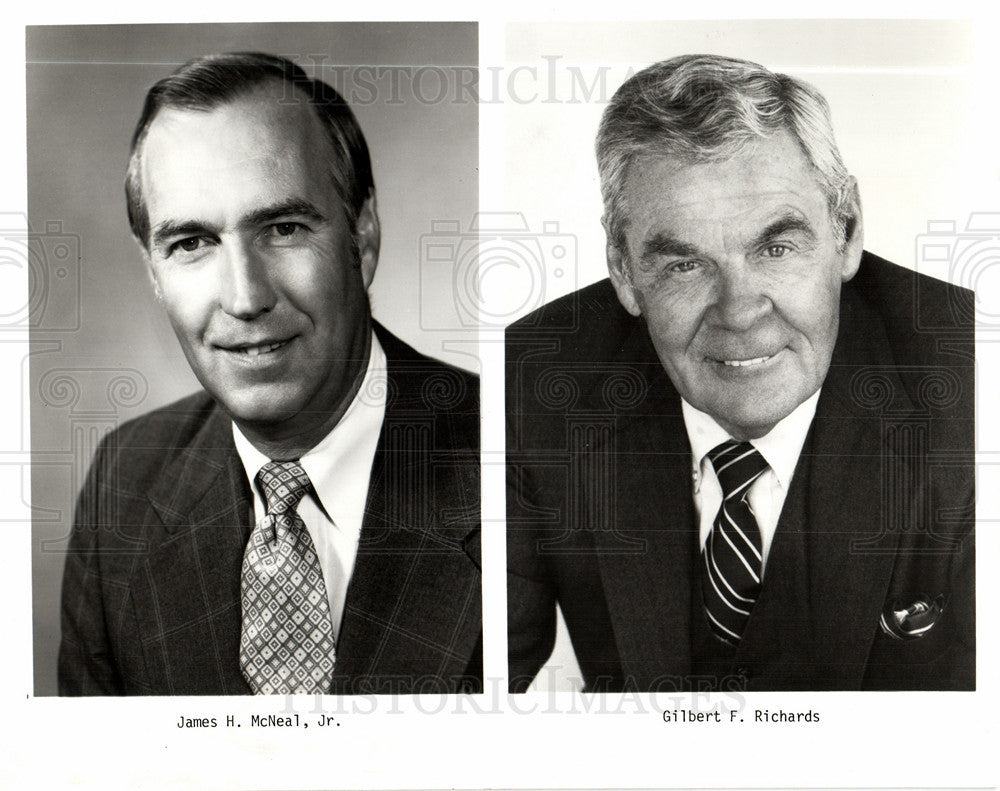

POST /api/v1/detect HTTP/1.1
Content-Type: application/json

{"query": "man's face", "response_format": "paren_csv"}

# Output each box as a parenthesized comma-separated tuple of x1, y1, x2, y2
(139, 86, 379, 452)
(608, 130, 862, 440)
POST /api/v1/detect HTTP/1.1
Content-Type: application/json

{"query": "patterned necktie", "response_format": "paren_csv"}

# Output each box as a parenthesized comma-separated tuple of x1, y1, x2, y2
(701, 440, 769, 645)
(240, 460, 336, 694)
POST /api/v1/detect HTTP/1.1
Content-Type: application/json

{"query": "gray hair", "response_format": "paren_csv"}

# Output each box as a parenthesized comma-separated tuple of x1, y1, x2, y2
(597, 54, 855, 256)
(125, 51, 374, 250)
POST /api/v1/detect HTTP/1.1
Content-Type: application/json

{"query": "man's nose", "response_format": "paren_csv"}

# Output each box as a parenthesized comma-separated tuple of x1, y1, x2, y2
(707, 262, 772, 331)
(218, 241, 276, 320)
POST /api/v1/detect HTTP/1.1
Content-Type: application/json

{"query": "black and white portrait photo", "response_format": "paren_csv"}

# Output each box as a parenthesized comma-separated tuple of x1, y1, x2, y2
(3, 10, 997, 791)
(27, 22, 481, 698)
(506, 49, 975, 693)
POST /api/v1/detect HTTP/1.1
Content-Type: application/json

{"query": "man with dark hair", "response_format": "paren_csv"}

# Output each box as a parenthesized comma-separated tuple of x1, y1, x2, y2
(507, 55, 974, 692)
(59, 53, 481, 696)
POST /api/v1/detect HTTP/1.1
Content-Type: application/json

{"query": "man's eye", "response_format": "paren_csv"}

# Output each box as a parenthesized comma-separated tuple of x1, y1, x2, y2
(272, 222, 302, 237)
(764, 244, 790, 258)
(171, 237, 204, 254)
(669, 260, 699, 273)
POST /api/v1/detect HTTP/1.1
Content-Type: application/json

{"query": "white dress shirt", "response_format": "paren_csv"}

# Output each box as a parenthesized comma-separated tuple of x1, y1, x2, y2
(682, 390, 820, 575)
(233, 331, 387, 640)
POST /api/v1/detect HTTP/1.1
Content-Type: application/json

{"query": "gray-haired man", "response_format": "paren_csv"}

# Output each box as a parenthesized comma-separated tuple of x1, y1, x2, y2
(507, 55, 974, 692)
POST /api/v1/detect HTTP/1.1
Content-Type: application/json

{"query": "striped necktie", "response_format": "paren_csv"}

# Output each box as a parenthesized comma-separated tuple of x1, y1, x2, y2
(701, 440, 769, 645)
(239, 460, 336, 694)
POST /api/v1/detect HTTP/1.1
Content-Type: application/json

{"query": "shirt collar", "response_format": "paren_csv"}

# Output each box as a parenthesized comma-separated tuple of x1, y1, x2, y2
(233, 330, 387, 523)
(681, 389, 821, 491)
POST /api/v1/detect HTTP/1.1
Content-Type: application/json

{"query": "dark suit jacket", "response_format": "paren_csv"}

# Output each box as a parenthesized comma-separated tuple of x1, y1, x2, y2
(507, 252, 975, 691)
(59, 323, 481, 695)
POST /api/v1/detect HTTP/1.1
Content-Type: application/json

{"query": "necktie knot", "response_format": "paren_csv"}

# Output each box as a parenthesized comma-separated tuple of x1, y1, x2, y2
(708, 440, 768, 500)
(256, 460, 312, 518)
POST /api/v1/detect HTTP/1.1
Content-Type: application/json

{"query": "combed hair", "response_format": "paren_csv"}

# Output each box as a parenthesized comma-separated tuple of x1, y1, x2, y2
(597, 54, 854, 254)
(125, 51, 374, 248)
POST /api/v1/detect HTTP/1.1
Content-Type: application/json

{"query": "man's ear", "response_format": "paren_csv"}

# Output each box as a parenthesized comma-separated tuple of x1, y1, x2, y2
(839, 176, 864, 283)
(606, 233, 642, 317)
(355, 191, 381, 289)
(140, 244, 163, 302)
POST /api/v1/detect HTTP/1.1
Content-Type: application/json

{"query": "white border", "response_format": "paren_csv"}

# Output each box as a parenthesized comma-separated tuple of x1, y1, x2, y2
(4, 3, 998, 790)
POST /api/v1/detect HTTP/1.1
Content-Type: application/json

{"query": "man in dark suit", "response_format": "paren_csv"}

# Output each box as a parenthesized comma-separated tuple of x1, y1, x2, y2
(59, 53, 481, 695)
(507, 54, 974, 692)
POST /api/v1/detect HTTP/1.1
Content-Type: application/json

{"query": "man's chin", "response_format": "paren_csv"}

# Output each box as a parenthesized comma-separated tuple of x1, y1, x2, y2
(211, 390, 305, 431)
(695, 387, 800, 441)
(208, 379, 358, 450)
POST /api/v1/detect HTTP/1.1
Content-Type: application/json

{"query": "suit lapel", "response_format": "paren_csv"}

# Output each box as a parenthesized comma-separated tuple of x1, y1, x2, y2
(134, 405, 253, 694)
(738, 289, 908, 688)
(332, 450, 481, 691)
(332, 330, 481, 692)
(594, 320, 696, 687)
(124, 326, 479, 695)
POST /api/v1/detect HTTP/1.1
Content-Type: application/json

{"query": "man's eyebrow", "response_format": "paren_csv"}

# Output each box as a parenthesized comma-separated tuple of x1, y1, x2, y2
(150, 220, 217, 249)
(149, 199, 328, 249)
(750, 214, 817, 247)
(639, 232, 702, 263)
(241, 199, 327, 228)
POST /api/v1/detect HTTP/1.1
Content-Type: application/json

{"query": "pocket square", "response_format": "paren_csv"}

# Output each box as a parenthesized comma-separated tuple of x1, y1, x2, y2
(880, 594, 945, 640)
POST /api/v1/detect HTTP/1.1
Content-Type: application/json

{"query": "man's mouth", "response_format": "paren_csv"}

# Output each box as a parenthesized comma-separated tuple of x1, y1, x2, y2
(706, 347, 785, 369)
(720, 355, 772, 368)
(221, 339, 292, 357)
